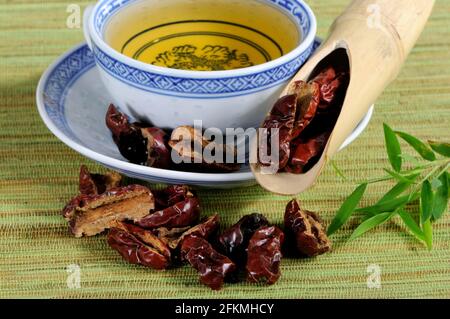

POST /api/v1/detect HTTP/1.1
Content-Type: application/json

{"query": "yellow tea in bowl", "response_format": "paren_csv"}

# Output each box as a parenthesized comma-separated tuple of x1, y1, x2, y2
(105, 0, 301, 71)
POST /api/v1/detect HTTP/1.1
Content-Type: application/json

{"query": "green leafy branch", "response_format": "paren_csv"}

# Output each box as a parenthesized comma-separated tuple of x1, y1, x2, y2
(327, 123, 450, 249)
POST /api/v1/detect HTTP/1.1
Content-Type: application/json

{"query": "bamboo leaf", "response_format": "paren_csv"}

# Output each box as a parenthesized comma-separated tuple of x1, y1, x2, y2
(431, 173, 449, 220)
(376, 180, 414, 206)
(422, 219, 433, 250)
(349, 212, 396, 241)
(428, 141, 450, 158)
(420, 180, 434, 223)
(398, 210, 425, 243)
(399, 154, 422, 166)
(396, 131, 436, 161)
(327, 183, 367, 236)
(356, 193, 419, 215)
(383, 169, 417, 183)
(384, 123, 402, 172)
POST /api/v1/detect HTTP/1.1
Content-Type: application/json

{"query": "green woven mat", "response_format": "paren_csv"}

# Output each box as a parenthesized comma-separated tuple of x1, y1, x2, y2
(1, 0, 449, 299)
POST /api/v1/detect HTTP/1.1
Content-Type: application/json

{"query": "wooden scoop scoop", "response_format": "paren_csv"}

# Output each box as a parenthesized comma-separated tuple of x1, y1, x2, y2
(251, 0, 435, 195)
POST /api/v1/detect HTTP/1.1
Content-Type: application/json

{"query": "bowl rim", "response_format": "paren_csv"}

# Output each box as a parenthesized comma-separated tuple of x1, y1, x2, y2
(88, 0, 317, 79)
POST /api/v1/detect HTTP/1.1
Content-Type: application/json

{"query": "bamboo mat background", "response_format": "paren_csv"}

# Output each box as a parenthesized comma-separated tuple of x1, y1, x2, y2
(0, 0, 449, 299)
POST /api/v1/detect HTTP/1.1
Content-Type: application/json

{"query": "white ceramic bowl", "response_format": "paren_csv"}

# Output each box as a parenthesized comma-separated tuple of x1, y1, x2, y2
(83, 0, 317, 131)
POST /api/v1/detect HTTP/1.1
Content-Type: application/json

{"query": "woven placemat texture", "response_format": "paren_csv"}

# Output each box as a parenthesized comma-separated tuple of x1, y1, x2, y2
(1, 0, 449, 298)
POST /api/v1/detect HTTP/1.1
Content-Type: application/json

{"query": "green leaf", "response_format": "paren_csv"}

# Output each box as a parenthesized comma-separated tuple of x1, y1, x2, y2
(447, 172, 450, 196)
(383, 169, 417, 183)
(428, 141, 450, 158)
(431, 173, 449, 220)
(356, 193, 419, 215)
(422, 219, 433, 250)
(399, 154, 422, 166)
(420, 180, 434, 223)
(384, 123, 402, 172)
(395, 131, 436, 161)
(327, 183, 367, 236)
(376, 181, 414, 206)
(349, 212, 396, 241)
(398, 210, 425, 243)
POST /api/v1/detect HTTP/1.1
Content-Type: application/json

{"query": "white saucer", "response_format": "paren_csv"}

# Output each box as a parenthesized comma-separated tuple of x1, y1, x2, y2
(36, 43, 374, 188)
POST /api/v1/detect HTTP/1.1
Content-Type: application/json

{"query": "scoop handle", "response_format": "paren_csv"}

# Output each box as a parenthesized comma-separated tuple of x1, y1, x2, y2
(337, 0, 435, 57)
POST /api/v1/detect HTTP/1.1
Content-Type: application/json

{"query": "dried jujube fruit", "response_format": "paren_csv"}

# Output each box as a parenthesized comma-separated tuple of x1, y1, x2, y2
(259, 64, 349, 174)
(152, 184, 194, 210)
(181, 235, 236, 290)
(284, 199, 331, 257)
(155, 214, 220, 250)
(105, 104, 170, 168)
(62, 167, 336, 290)
(169, 126, 241, 173)
(62, 184, 154, 238)
(108, 222, 170, 270)
(137, 195, 200, 229)
(106, 105, 241, 173)
(218, 213, 269, 264)
(285, 132, 331, 174)
(141, 127, 171, 169)
(79, 165, 122, 195)
(246, 226, 285, 285)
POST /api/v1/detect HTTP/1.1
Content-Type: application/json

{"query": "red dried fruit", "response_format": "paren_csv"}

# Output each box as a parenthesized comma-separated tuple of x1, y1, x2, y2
(169, 126, 240, 173)
(141, 127, 171, 169)
(284, 199, 331, 257)
(156, 214, 219, 250)
(79, 165, 122, 195)
(259, 64, 349, 174)
(153, 185, 193, 210)
(218, 213, 269, 264)
(181, 235, 236, 290)
(108, 222, 170, 269)
(246, 226, 284, 285)
(137, 197, 201, 229)
(106, 104, 171, 168)
(62, 184, 154, 237)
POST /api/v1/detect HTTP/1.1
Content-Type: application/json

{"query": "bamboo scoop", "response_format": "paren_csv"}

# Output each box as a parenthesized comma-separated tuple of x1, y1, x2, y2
(251, 0, 435, 195)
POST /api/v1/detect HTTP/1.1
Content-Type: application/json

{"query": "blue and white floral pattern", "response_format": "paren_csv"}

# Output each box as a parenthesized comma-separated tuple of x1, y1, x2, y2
(92, 42, 318, 96)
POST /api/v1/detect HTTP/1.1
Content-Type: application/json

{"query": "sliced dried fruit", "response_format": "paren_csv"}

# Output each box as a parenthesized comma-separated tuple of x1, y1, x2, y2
(62, 185, 154, 237)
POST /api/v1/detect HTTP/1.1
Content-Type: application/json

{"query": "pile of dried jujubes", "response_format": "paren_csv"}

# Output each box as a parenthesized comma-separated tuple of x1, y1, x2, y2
(260, 50, 350, 173)
(105, 105, 240, 173)
(62, 166, 331, 290)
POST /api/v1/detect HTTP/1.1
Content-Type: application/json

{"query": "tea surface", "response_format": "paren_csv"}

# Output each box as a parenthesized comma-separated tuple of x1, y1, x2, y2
(105, 0, 301, 71)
